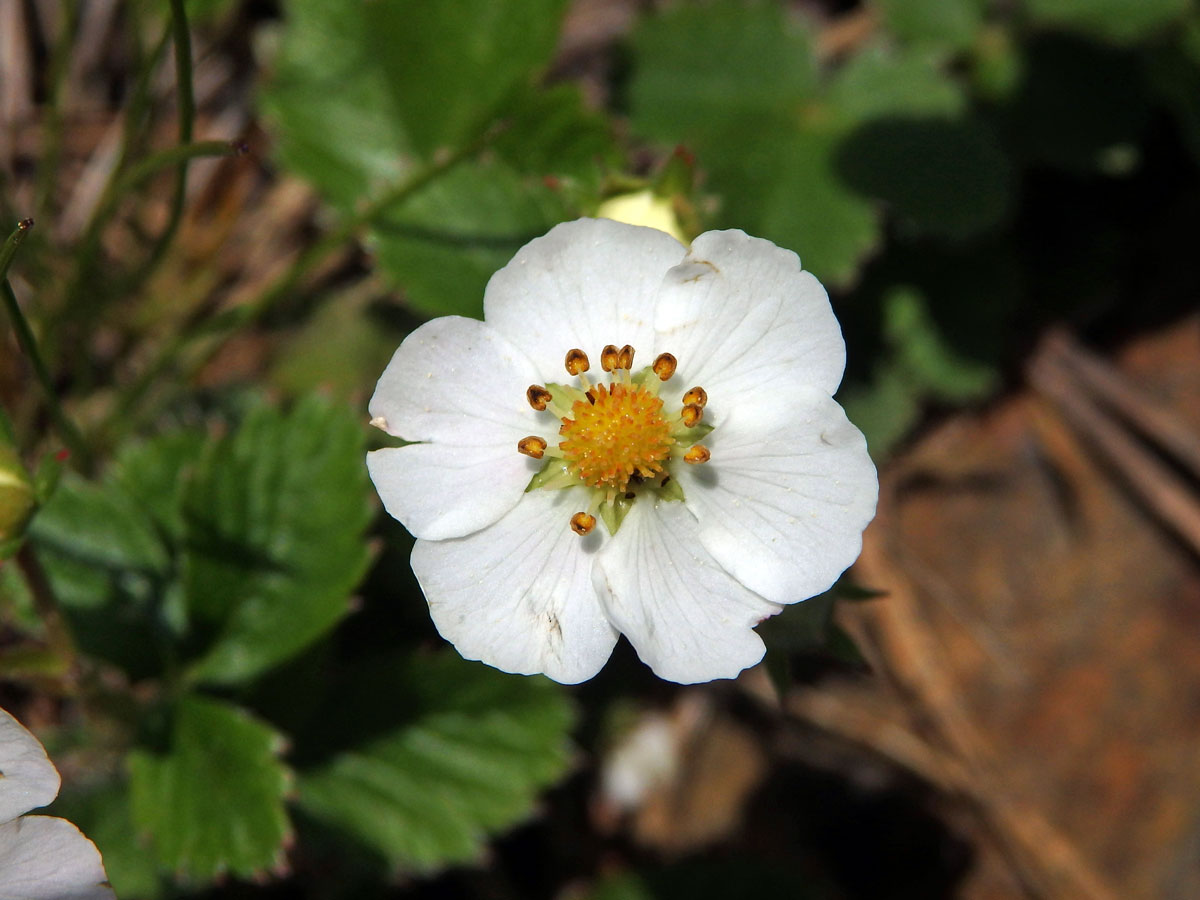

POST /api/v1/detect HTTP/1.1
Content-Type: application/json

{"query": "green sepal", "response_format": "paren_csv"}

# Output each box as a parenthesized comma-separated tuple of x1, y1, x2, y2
(598, 494, 634, 536)
(675, 422, 714, 445)
(525, 459, 576, 492)
(656, 476, 686, 503)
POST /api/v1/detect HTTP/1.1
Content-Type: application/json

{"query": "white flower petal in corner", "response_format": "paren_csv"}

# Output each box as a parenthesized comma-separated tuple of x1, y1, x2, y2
(0, 710, 59, 823)
(412, 490, 619, 684)
(594, 501, 783, 684)
(0, 816, 113, 900)
(0, 709, 114, 899)
(369, 218, 878, 684)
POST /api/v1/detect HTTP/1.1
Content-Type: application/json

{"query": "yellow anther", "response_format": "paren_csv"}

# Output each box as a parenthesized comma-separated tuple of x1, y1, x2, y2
(683, 444, 711, 464)
(683, 386, 708, 408)
(600, 344, 620, 372)
(681, 404, 703, 428)
(652, 353, 677, 381)
(526, 385, 552, 411)
(518, 436, 548, 459)
(570, 512, 597, 535)
(618, 344, 635, 371)
(565, 348, 590, 376)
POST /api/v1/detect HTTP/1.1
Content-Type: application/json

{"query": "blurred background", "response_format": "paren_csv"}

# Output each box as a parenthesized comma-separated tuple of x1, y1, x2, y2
(1, 0, 1199, 897)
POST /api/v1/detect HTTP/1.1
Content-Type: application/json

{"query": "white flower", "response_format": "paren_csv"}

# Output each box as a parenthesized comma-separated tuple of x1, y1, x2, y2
(367, 218, 877, 684)
(0, 707, 115, 899)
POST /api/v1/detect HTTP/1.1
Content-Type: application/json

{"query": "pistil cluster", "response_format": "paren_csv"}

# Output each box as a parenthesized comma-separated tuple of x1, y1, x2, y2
(518, 344, 712, 535)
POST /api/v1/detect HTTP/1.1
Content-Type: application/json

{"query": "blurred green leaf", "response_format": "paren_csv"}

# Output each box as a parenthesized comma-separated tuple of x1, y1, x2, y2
(839, 362, 923, 458)
(494, 84, 621, 181)
(366, 0, 568, 158)
(877, 0, 984, 50)
(53, 781, 164, 900)
(129, 695, 291, 884)
(298, 653, 574, 872)
(630, 4, 978, 282)
(261, 0, 414, 211)
(883, 287, 999, 401)
(369, 159, 568, 317)
(1024, 0, 1189, 44)
(30, 471, 174, 679)
(184, 397, 372, 685)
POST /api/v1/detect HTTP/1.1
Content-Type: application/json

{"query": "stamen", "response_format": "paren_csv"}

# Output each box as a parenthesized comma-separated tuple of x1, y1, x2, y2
(565, 348, 590, 376)
(618, 345, 635, 370)
(683, 386, 708, 408)
(570, 512, 597, 535)
(518, 436, 548, 459)
(681, 404, 703, 427)
(683, 444, 711, 464)
(600, 344, 620, 372)
(652, 353, 677, 381)
(526, 385, 552, 411)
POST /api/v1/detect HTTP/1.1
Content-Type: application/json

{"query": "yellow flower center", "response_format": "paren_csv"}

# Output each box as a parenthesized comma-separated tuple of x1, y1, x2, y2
(517, 344, 712, 536)
(557, 382, 674, 493)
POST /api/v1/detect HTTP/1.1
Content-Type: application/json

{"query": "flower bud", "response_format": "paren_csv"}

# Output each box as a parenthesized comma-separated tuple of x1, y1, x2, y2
(0, 445, 35, 544)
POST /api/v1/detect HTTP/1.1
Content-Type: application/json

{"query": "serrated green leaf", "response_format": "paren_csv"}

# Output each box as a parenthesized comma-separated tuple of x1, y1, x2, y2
(877, 0, 985, 50)
(369, 159, 569, 317)
(183, 397, 372, 685)
(298, 653, 574, 872)
(825, 44, 966, 126)
(129, 695, 291, 883)
(494, 84, 621, 181)
(1024, 0, 1189, 44)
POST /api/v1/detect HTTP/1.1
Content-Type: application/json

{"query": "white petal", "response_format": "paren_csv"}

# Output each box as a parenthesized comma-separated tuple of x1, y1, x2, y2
(483, 218, 688, 381)
(410, 490, 618, 684)
(674, 386, 877, 606)
(0, 710, 60, 822)
(654, 229, 846, 402)
(368, 316, 542, 445)
(367, 444, 543, 541)
(592, 501, 782, 684)
(0, 816, 114, 900)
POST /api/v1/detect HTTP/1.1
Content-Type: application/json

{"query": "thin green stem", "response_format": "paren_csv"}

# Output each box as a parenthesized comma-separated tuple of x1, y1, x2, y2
(0, 222, 92, 470)
(118, 140, 245, 196)
(130, 0, 197, 281)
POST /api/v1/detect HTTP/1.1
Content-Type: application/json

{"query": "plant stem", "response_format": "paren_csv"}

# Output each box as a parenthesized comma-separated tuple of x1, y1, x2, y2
(130, 0, 198, 281)
(0, 222, 92, 470)
(15, 544, 79, 685)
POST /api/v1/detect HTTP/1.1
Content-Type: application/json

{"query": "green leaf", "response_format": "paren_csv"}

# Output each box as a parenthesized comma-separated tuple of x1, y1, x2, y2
(183, 397, 372, 685)
(260, 0, 414, 211)
(883, 287, 999, 401)
(128, 695, 292, 883)
(494, 84, 621, 181)
(297, 653, 574, 872)
(877, 0, 985, 50)
(51, 781, 164, 900)
(630, 6, 975, 283)
(369, 159, 569, 317)
(1024, 0, 1189, 44)
(366, 0, 568, 158)
(630, 0, 818, 142)
(29, 471, 174, 678)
